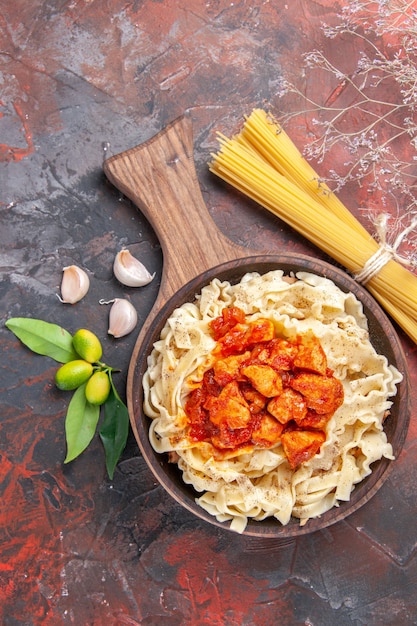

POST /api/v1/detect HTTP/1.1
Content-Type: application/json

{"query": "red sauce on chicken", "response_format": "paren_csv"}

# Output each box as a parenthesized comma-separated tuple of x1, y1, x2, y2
(184, 306, 344, 468)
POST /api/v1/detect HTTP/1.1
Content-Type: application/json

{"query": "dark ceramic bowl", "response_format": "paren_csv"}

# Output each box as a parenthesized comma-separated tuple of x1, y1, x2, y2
(128, 254, 410, 537)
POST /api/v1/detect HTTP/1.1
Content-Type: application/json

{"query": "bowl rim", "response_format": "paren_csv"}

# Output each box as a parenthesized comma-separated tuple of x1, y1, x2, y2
(128, 253, 410, 537)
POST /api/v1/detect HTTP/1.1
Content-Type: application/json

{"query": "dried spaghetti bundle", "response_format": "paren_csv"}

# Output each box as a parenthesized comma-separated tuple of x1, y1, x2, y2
(210, 109, 417, 344)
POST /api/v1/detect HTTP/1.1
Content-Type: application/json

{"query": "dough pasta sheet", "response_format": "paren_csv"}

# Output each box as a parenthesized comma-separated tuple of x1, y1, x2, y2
(142, 270, 402, 533)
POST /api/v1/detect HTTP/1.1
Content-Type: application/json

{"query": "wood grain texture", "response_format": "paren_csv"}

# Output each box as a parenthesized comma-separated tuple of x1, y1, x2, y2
(104, 114, 249, 303)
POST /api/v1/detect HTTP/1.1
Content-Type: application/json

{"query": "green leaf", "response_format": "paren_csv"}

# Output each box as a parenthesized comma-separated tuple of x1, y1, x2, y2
(64, 384, 101, 463)
(99, 381, 129, 479)
(5, 317, 78, 363)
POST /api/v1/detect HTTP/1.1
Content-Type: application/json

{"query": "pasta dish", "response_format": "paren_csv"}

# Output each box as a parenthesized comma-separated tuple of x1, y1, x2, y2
(142, 270, 402, 533)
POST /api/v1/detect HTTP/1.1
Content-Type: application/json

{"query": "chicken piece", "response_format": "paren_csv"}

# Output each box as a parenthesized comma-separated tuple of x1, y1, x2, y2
(295, 409, 333, 430)
(206, 381, 251, 429)
(244, 318, 275, 345)
(293, 335, 327, 375)
(211, 422, 252, 449)
(212, 351, 250, 386)
(215, 324, 248, 356)
(250, 343, 270, 363)
(267, 388, 307, 424)
(290, 372, 344, 414)
(240, 384, 267, 414)
(241, 364, 283, 397)
(251, 413, 284, 446)
(209, 306, 246, 339)
(218, 318, 276, 357)
(281, 428, 326, 468)
(267, 338, 299, 371)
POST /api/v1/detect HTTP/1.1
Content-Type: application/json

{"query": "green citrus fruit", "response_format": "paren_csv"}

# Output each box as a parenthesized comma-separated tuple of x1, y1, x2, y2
(72, 328, 103, 363)
(85, 371, 111, 405)
(55, 360, 93, 390)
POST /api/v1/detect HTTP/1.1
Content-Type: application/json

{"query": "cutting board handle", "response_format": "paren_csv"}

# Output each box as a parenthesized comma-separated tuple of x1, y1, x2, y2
(104, 113, 246, 310)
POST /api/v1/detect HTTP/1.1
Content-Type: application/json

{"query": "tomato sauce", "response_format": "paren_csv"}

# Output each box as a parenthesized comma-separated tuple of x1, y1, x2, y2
(184, 306, 344, 468)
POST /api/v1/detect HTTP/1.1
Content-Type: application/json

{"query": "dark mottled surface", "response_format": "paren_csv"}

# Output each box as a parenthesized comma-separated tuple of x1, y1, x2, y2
(1, 1, 417, 624)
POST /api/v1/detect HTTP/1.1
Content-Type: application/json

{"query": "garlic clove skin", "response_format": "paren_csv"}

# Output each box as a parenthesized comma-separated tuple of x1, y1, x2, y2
(59, 265, 90, 304)
(113, 249, 155, 287)
(108, 298, 138, 338)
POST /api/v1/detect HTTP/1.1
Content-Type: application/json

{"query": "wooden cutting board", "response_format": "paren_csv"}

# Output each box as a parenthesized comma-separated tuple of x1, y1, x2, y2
(103, 113, 263, 349)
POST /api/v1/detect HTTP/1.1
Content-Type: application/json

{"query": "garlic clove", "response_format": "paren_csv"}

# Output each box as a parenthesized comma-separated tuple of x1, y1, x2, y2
(107, 298, 138, 338)
(59, 265, 90, 304)
(113, 249, 155, 287)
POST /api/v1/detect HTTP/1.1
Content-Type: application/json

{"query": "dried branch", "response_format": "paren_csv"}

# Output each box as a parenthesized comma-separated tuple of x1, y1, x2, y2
(276, 0, 417, 233)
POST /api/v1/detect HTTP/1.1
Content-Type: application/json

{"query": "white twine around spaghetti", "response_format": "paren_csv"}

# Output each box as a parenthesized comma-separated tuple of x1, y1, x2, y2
(355, 213, 417, 285)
